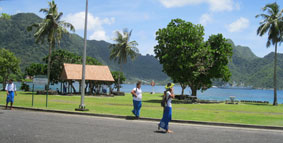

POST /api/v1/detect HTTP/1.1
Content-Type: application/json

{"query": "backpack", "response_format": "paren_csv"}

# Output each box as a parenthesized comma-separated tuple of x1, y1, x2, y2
(161, 91, 169, 107)
(132, 88, 138, 97)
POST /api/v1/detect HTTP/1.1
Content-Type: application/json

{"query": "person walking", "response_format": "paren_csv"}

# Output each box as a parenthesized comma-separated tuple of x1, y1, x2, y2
(131, 81, 142, 119)
(5, 79, 17, 110)
(158, 83, 175, 133)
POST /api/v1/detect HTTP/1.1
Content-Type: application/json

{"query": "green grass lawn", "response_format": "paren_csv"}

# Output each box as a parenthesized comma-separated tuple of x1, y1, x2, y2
(1, 91, 283, 126)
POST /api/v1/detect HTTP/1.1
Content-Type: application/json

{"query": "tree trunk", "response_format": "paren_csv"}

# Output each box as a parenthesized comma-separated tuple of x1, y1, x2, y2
(191, 87, 197, 97)
(273, 43, 278, 106)
(117, 64, 122, 92)
(180, 83, 186, 96)
(47, 42, 53, 92)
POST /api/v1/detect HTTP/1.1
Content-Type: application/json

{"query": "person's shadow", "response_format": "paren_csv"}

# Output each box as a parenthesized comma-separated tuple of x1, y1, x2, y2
(125, 116, 136, 120)
(154, 130, 167, 134)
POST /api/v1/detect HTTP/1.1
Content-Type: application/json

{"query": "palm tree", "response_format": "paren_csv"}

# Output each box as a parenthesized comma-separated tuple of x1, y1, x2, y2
(27, 0, 75, 91)
(256, 2, 283, 106)
(109, 29, 139, 92)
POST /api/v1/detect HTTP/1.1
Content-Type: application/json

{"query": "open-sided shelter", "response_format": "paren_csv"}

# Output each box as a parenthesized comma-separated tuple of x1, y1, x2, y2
(60, 63, 114, 94)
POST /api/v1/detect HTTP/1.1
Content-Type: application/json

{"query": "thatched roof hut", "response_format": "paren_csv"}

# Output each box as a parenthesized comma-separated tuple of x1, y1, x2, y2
(60, 63, 114, 82)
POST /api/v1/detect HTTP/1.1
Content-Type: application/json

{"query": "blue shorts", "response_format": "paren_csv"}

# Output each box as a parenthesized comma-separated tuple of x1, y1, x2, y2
(6, 91, 14, 103)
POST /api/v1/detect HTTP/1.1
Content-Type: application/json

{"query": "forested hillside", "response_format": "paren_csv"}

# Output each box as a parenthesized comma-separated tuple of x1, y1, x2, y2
(0, 13, 168, 82)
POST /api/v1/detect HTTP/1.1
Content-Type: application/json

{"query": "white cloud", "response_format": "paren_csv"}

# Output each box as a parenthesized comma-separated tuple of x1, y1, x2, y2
(64, 12, 115, 41)
(227, 17, 250, 32)
(199, 13, 212, 25)
(159, 0, 203, 8)
(64, 12, 115, 30)
(89, 30, 108, 41)
(159, 0, 238, 12)
(208, 0, 234, 12)
(102, 17, 115, 25)
(0, 7, 2, 11)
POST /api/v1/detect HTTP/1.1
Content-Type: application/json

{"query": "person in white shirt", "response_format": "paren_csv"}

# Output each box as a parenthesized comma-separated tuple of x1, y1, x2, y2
(5, 79, 17, 110)
(131, 81, 142, 119)
(158, 83, 175, 133)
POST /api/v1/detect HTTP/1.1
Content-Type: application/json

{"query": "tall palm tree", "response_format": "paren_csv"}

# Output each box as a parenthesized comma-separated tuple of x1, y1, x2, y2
(27, 0, 75, 91)
(256, 2, 283, 106)
(109, 28, 139, 92)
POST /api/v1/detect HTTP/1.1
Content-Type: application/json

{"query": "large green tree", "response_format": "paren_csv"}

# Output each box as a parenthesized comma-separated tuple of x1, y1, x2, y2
(25, 63, 47, 77)
(256, 2, 283, 106)
(154, 19, 232, 97)
(0, 48, 21, 90)
(109, 28, 139, 92)
(27, 0, 75, 91)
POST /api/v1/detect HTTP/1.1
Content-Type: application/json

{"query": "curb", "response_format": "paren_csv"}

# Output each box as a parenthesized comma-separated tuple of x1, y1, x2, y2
(1, 105, 283, 131)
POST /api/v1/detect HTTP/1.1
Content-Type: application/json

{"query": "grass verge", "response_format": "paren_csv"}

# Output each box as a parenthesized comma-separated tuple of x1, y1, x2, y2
(1, 91, 282, 126)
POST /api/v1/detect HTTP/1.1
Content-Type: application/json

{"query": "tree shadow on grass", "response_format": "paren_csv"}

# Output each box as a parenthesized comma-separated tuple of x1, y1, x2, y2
(241, 103, 272, 106)
(143, 100, 161, 104)
(144, 99, 193, 104)
(20, 92, 34, 95)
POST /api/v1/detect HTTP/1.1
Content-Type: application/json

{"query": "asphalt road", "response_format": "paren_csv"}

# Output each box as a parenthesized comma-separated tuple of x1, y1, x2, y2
(0, 109, 282, 143)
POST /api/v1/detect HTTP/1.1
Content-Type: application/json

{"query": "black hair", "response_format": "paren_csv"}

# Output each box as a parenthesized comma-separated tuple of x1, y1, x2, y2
(136, 81, 142, 87)
(166, 83, 173, 91)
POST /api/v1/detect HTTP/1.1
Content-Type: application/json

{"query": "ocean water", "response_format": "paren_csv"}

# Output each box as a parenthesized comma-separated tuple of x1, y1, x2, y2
(122, 84, 283, 104)
(1, 82, 282, 104)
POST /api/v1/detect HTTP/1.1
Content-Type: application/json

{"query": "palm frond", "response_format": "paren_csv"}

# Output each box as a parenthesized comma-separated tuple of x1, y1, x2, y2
(109, 28, 139, 64)
(256, 2, 282, 47)
(59, 21, 75, 32)
(256, 14, 271, 19)
(257, 23, 270, 36)
(55, 12, 63, 21)
(39, 8, 49, 15)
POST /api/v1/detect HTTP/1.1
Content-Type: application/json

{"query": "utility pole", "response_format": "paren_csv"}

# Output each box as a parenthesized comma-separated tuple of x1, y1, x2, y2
(76, 0, 89, 111)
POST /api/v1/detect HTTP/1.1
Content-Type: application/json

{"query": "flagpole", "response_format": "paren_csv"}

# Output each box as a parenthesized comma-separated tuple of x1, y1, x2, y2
(76, 0, 89, 111)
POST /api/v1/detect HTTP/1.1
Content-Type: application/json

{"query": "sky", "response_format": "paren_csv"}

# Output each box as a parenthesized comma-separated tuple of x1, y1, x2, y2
(0, 0, 283, 57)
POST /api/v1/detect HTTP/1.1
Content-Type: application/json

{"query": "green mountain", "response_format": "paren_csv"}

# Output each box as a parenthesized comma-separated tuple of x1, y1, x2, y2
(0, 13, 168, 83)
(228, 39, 283, 89)
(0, 13, 282, 88)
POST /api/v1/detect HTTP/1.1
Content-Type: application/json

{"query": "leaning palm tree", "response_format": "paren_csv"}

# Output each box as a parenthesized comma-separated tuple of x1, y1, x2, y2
(109, 29, 139, 92)
(27, 0, 75, 91)
(256, 2, 283, 106)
